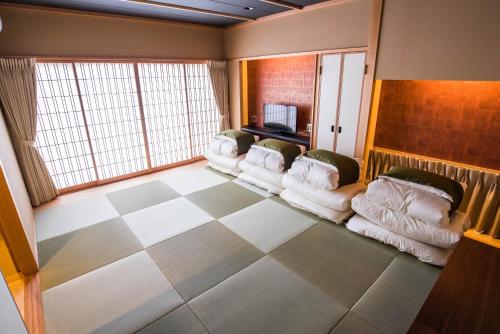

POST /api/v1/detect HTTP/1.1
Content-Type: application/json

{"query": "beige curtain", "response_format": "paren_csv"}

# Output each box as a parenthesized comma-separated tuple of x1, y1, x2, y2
(0, 58, 58, 206)
(207, 60, 230, 131)
(365, 148, 500, 238)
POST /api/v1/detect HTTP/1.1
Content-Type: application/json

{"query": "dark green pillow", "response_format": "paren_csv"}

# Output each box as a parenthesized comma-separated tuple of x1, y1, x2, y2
(304, 149, 359, 187)
(255, 139, 301, 170)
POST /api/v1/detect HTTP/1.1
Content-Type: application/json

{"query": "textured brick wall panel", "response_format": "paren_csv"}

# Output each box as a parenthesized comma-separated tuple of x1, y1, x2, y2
(374, 80, 500, 170)
(247, 55, 316, 132)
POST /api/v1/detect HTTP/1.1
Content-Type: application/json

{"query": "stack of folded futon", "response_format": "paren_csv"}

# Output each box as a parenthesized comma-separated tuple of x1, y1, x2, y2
(280, 149, 366, 223)
(204, 129, 255, 176)
(238, 139, 301, 194)
(347, 167, 470, 266)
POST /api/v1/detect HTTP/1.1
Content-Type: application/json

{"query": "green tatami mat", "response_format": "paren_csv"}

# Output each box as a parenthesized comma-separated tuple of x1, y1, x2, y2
(43, 251, 183, 334)
(189, 256, 347, 334)
(137, 304, 208, 334)
(106, 180, 180, 215)
(38, 217, 143, 291)
(148, 221, 264, 301)
(352, 253, 441, 334)
(186, 181, 264, 218)
(271, 222, 397, 307)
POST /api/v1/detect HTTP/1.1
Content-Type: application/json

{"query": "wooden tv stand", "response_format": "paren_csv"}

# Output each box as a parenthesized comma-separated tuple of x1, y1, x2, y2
(241, 125, 311, 150)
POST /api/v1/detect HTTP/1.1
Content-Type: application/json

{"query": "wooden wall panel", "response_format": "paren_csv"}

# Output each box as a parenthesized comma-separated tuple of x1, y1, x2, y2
(0, 167, 38, 275)
(374, 80, 500, 170)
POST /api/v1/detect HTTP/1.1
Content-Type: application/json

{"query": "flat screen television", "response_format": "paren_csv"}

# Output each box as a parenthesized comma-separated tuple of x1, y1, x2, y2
(263, 103, 297, 134)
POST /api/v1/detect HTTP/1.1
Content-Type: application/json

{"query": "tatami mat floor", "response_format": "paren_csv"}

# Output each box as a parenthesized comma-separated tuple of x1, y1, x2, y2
(35, 164, 441, 334)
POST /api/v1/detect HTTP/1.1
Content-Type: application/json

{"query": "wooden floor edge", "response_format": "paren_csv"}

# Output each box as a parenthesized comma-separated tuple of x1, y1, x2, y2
(465, 229, 500, 249)
(25, 273, 45, 334)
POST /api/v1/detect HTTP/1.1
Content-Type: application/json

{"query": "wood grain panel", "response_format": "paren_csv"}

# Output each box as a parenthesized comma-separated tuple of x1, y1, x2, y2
(0, 167, 38, 275)
(9, 274, 45, 334)
(410, 237, 499, 333)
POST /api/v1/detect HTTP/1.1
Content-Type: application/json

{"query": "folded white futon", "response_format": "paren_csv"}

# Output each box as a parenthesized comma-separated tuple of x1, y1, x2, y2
(237, 139, 302, 194)
(204, 129, 255, 176)
(347, 214, 454, 266)
(348, 166, 469, 266)
(280, 149, 365, 223)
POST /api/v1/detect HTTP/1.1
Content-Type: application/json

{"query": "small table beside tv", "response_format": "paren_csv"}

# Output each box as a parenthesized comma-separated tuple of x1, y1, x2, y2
(241, 125, 311, 150)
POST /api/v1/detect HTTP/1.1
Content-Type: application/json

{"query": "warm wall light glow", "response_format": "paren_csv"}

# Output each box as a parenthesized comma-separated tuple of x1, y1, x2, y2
(374, 80, 500, 170)
(240, 60, 249, 126)
(361, 79, 382, 182)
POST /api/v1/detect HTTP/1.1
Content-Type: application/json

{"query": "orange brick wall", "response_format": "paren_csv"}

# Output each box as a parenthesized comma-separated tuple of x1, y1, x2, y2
(247, 55, 316, 133)
(374, 80, 500, 170)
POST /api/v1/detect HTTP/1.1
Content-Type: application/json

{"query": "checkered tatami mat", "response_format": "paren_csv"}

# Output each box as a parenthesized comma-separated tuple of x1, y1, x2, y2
(36, 167, 441, 334)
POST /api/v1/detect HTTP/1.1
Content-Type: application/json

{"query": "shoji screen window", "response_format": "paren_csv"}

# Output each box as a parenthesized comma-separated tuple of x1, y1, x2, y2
(138, 63, 191, 167)
(35, 60, 220, 193)
(75, 63, 147, 179)
(36, 63, 97, 189)
(185, 64, 219, 157)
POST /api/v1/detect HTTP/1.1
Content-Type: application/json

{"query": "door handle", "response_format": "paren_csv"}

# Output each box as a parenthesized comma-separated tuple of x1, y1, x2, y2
(331, 125, 342, 133)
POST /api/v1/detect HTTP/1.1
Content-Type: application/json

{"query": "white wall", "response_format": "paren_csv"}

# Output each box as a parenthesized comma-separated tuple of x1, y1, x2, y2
(223, 0, 371, 59)
(228, 60, 241, 129)
(376, 0, 500, 80)
(0, 5, 224, 59)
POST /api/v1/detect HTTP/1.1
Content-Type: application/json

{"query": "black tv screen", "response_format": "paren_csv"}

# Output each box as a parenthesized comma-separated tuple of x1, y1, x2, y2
(263, 103, 297, 133)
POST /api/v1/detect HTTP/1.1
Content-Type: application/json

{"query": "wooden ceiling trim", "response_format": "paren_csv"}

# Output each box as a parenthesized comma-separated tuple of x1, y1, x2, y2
(257, 0, 304, 10)
(0, 2, 225, 29)
(125, 0, 256, 21)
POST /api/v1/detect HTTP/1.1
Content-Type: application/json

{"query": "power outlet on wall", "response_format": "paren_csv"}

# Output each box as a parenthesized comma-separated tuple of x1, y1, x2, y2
(251, 115, 257, 123)
(306, 123, 312, 132)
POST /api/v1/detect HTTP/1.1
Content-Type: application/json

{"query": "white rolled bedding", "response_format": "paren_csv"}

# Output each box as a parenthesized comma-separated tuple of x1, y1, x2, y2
(237, 160, 286, 194)
(352, 193, 469, 248)
(282, 174, 366, 212)
(346, 214, 453, 266)
(280, 189, 353, 223)
(239, 160, 284, 185)
(207, 162, 240, 177)
(366, 178, 451, 226)
(204, 149, 246, 176)
(209, 136, 239, 158)
(287, 156, 340, 190)
(378, 175, 455, 202)
(238, 172, 284, 194)
(204, 149, 245, 170)
(244, 146, 285, 172)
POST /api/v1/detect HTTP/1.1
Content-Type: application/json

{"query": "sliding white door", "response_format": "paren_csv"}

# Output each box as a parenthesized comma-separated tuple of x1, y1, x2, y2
(316, 54, 341, 151)
(315, 52, 366, 157)
(335, 53, 366, 157)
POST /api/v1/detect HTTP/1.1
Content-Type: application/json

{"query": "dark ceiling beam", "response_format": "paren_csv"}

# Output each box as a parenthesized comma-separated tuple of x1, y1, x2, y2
(124, 0, 257, 21)
(257, 0, 304, 10)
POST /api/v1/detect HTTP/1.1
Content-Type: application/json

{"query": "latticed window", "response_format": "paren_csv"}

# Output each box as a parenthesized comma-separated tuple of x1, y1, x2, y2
(35, 61, 220, 192)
